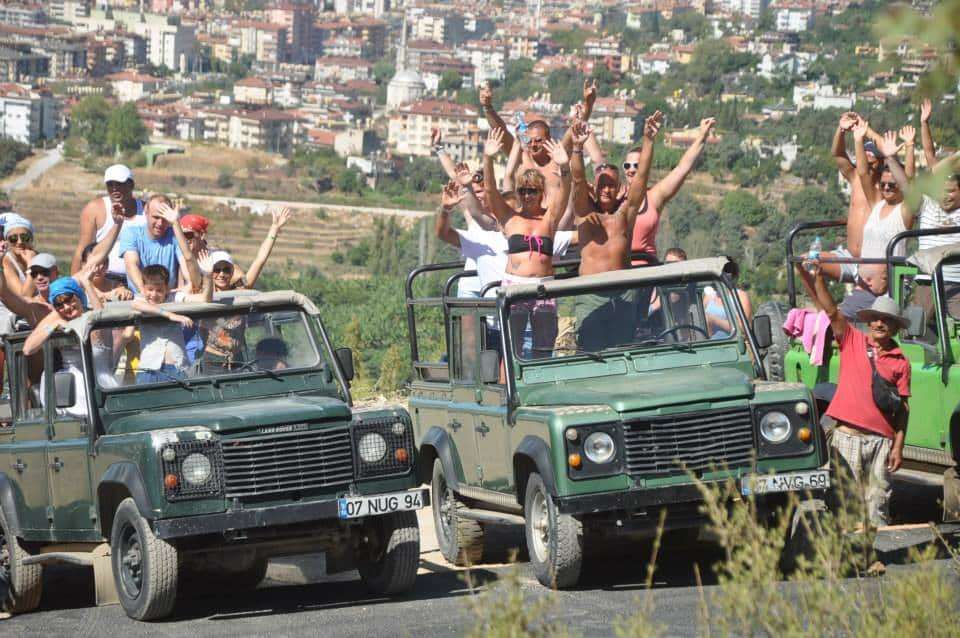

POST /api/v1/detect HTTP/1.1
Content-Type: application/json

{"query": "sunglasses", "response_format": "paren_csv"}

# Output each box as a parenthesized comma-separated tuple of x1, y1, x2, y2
(29, 267, 51, 278)
(471, 172, 483, 184)
(880, 181, 899, 190)
(518, 187, 542, 197)
(7, 233, 33, 244)
(53, 294, 78, 310)
(183, 231, 196, 240)
(213, 265, 234, 274)
(622, 162, 640, 170)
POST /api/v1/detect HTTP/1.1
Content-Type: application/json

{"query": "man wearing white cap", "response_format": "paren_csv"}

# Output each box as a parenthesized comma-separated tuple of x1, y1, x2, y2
(72, 164, 146, 280)
(27, 253, 58, 301)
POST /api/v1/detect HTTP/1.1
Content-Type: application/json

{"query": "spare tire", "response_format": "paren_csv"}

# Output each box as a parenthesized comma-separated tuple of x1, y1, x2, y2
(755, 300, 791, 381)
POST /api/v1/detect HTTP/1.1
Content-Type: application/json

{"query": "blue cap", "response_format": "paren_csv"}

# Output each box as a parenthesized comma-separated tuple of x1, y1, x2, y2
(2, 214, 33, 237)
(863, 140, 881, 158)
(48, 277, 87, 311)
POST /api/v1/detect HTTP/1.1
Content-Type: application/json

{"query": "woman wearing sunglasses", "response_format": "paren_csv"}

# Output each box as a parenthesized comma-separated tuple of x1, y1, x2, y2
(23, 267, 103, 357)
(2, 214, 38, 298)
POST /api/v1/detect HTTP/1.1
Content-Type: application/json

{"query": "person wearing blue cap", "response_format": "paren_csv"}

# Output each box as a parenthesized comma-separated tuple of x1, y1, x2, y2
(23, 266, 102, 357)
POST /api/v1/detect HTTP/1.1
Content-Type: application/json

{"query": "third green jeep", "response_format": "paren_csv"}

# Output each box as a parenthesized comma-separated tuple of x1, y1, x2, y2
(406, 257, 829, 588)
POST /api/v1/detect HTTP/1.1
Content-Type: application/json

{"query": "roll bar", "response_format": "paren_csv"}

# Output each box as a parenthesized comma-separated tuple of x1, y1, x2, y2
(785, 221, 960, 307)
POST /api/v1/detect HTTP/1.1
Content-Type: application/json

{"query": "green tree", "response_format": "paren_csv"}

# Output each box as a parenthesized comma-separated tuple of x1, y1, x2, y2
(0, 138, 31, 179)
(375, 344, 409, 393)
(438, 70, 463, 93)
(105, 103, 149, 154)
(785, 187, 845, 225)
(721, 191, 766, 227)
(70, 95, 112, 155)
(336, 167, 364, 194)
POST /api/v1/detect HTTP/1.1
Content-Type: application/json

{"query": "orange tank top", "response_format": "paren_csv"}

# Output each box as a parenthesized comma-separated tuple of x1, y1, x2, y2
(630, 196, 661, 265)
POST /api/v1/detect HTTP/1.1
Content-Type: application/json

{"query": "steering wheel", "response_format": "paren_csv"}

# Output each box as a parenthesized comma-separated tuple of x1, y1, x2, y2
(657, 324, 710, 341)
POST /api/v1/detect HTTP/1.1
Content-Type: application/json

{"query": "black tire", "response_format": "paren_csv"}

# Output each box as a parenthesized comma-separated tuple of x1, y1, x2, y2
(431, 459, 484, 566)
(356, 511, 420, 596)
(756, 300, 791, 381)
(780, 498, 828, 575)
(523, 472, 582, 589)
(0, 508, 42, 614)
(111, 497, 178, 621)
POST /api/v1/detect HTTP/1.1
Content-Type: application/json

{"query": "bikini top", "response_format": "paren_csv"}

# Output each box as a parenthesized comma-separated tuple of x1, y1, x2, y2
(507, 234, 554, 257)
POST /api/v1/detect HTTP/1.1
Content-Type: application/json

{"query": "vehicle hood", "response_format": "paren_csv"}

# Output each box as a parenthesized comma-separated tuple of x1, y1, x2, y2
(107, 395, 353, 435)
(521, 366, 752, 412)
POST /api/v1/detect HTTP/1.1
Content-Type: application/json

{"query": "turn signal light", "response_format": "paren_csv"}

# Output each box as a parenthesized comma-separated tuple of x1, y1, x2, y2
(395, 448, 409, 464)
(164, 473, 179, 489)
(798, 427, 812, 443)
(568, 453, 582, 469)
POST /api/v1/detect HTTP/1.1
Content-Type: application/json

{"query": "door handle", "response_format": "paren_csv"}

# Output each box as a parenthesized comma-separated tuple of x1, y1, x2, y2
(475, 422, 490, 436)
(12, 459, 26, 473)
(50, 457, 64, 472)
(450, 419, 462, 432)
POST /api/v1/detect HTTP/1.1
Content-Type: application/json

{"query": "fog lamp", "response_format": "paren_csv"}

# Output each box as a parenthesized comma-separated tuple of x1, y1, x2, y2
(798, 427, 812, 443)
(568, 453, 582, 469)
(395, 447, 409, 464)
(164, 473, 178, 490)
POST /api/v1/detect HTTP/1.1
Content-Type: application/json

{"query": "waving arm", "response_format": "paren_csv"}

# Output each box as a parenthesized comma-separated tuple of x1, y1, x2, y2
(650, 117, 715, 209)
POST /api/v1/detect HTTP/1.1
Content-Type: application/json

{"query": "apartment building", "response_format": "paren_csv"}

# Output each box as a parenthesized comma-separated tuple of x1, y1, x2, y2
(0, 83, 58, 144)
(387, 98, 480, 158)
(107, 70, 162, 103)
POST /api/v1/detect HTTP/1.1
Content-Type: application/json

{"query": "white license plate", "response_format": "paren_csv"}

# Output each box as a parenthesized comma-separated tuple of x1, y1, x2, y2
(741, 470, 830, 496)
(338, 489, 426, 519)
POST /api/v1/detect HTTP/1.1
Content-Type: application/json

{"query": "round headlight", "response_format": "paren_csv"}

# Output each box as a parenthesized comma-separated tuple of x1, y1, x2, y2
(358, 433, 387, 463)
(759, 411, 792, 444)
(161, 447, 176, 462)
(181, 453, 212, 486)
(583, 432, 616, 464)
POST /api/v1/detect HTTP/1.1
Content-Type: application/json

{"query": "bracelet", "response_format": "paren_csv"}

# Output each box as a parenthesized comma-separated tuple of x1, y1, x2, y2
(267, 234, 278, 240)
(559, 165, 571, 176)
(572, 147, 583, 154)
(432, 145, 445, 155)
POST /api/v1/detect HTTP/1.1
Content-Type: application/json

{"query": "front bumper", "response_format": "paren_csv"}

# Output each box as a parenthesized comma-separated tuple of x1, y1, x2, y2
(152, 488, 430, 540)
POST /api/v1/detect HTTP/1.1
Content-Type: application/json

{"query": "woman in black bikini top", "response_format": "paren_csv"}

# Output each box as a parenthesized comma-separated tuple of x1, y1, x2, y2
(482, 127, 571, 281)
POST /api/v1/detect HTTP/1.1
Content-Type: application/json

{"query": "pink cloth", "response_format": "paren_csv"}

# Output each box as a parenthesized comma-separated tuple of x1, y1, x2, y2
(630, 196, 661, 264)
(782, 308, 831, 366)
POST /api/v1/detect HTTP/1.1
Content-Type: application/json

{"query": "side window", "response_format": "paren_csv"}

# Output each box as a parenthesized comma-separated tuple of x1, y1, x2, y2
(451, 315, 478, 384)
(49, 338, 88, 419)
(480, 311, 504, 386)
(13, 349, 44, 422)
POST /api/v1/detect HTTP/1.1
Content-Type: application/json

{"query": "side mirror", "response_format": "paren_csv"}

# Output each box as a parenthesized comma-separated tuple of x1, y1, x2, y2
(903, 305, 926, 339)
(752, 314, 773, 349)
(54, 371, 76, 409)
(480, 350, 500, 384)
(335, 347, 355, 381)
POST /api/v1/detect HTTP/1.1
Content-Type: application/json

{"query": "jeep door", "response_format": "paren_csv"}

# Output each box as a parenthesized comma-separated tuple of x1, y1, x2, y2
(5, 341, 51, 534)
(471, 310, 511, 492)
(448, 312, 481, 486)
(45, 335, 96, 536)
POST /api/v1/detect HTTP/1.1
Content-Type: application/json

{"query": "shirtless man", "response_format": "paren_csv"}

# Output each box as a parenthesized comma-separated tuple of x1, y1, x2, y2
(71, 164, 146, 279)
(831, 112, 884, 259)
(569, 113, 661, 350)
(480, 80, 596, 200)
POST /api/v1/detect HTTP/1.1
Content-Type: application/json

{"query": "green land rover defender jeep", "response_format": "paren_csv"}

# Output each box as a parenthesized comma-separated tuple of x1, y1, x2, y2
(0, 290, 426, 620)
(762, 222, 960, 521)
(406, 257, 830, 588)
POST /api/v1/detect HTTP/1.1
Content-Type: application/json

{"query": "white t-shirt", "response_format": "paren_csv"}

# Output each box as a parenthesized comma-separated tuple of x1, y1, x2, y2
(861, 200, 907, 259)
(137, 291, 188, 371)
(455, 229, 573, 297)
(917, 195, 960, 282)
(96, 197, 146, 277)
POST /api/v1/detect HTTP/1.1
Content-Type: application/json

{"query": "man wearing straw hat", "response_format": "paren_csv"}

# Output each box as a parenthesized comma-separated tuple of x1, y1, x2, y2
(796, 258, 912, 527)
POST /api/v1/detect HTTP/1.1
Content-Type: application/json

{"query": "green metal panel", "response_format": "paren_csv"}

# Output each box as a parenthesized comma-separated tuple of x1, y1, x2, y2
(47, 415, 95, 532)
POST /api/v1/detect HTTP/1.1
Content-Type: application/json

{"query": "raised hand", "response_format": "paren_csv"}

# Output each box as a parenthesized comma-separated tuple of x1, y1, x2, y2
(571, 120, 591, 147)
(441, 180, 464, 210)
(479, 82, 493, 108)
(878, 130, 900, 158)
(454, 162, 473, 186)
(197, 249, 213, 274)
(431, 127, 442, 147)
(852, 117, 869, 141)
(543, 138, 569, 166)
(484, 127, 504, 158)
(699, 117, 717, 138)
(899, 125, 916, 145)
(583, 78, 598, 105)
(839, 111, 859, 131)
(155, 202, 180, 225)
(644, 110, 664, 139)
(920, 98, 932, 123)
(270, 205, 292, 231)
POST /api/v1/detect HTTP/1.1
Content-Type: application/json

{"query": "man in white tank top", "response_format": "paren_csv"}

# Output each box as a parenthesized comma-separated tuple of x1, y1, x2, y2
(71, 164, 146, 279)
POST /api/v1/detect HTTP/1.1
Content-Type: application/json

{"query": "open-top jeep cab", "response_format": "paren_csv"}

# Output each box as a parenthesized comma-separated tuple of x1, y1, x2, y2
(768, 221, 960, 521)
(0, 290, 426, 620)
(406, 257, 830, 588)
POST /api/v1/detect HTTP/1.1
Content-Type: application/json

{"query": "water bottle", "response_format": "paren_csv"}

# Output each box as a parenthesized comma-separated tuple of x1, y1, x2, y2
(514, 111, 529, 146)
(806, 236, 822, 273)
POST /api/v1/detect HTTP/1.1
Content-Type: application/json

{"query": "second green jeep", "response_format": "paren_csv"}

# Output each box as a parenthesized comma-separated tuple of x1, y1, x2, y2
(0, 290, 426, 620)
(406, 257, 829, 588)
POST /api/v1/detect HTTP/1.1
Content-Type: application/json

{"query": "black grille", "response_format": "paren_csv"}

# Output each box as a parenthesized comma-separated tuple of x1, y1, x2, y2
(221, 425, 354, 499)
(622, 407, 755, 477)
(352, 417, 415, 478)
(162, 440, 223, 501)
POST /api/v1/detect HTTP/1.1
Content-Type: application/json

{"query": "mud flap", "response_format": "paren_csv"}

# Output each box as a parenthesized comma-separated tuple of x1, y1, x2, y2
(943, 467, 960, 523)
(92, 543, 118, 606)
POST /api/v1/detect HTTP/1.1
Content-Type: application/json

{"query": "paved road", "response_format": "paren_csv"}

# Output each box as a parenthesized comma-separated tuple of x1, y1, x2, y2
(4, 480, 958, 637)
(2, 147, 62, 193)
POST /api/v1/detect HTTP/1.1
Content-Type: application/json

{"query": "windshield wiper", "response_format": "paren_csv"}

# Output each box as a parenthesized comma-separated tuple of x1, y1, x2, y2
(572, 348, 606, 362)
(235, 360, 282, 380)
(149, 368, 192, 390)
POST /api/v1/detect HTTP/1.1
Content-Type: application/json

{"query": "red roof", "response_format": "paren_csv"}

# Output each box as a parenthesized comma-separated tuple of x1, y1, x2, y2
(399, 99, 478, 118)
(235, 77, 272, 88)
(307, 128, 337, 146)
(315, 56, 372, 68)
(106, 71, 161, 83)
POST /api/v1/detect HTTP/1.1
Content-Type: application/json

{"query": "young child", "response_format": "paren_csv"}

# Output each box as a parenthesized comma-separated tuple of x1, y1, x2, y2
(127, 264, 211, 384)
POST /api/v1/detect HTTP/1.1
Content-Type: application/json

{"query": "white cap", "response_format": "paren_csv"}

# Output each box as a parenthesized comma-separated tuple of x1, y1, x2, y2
(29, 253, 57, 270)
(209, 250, 234, 267)
(103, 164, 133, 185)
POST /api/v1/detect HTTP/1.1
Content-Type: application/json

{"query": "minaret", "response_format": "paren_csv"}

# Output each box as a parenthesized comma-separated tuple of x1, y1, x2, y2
(396, 12, 408, 73)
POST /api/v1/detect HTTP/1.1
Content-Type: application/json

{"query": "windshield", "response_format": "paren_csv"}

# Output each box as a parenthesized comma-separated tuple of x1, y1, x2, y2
(508, 278, 739, 361)
(91, 307, 321, 389)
